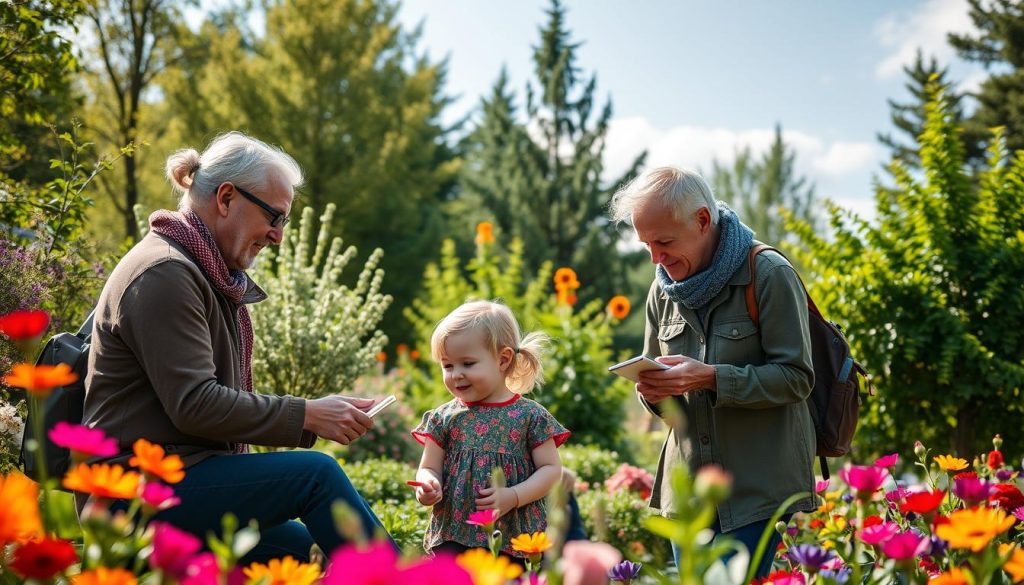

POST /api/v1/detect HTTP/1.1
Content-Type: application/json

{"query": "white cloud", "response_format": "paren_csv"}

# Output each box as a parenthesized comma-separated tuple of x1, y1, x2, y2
(874, 0, 976, 79)
(811, 142, 880, 176)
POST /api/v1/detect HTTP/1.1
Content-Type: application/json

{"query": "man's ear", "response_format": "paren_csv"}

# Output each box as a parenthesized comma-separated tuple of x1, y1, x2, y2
(695, 206, 713, 234)
(214, 182, 234, 218)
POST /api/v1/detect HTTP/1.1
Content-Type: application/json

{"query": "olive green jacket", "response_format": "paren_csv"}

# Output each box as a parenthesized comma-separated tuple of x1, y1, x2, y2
(641, 244, 816, 531)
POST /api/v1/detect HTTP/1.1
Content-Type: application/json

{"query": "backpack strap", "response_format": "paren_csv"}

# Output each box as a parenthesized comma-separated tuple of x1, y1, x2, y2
(745, 244, 826, 327)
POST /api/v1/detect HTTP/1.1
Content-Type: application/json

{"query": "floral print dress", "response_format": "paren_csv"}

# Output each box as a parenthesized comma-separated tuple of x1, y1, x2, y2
(412, 394, 570, 556)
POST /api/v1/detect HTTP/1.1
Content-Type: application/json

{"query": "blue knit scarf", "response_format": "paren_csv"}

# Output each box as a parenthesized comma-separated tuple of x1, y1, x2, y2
(655, 202, 754, 310)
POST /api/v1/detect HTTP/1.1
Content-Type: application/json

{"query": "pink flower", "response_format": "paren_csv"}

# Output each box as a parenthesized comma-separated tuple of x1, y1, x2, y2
(815, 479, 830, 494)
(1013, 506, 1024, 522)
(562, 540, 622, 585)
(838, 464, 889, 499)
(880, 531, 929, 560)
(605, 464, 654, 500)
(874, 453, 899, 468)
(48, 422, 118, 459)
(141, 482, 181, 511)
(859, 521, 900, 546)
(475, 422, 490, 435)
(180, 553, 244, 585)
(400, 554, 473, 585)
(510, 429, 521, 442)
(466, 509, 501, 530)
(324, 541, 401, 584)
(150, 522, 202, 578)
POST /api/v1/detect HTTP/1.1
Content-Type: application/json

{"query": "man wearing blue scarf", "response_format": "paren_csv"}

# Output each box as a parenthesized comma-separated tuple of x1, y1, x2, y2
(609, 167, 816, 579)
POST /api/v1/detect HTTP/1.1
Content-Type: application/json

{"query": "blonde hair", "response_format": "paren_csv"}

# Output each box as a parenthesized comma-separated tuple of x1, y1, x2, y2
(430, 300, 548, 394)
(165, 131, 304, 212)
(609, 166, 719, 225)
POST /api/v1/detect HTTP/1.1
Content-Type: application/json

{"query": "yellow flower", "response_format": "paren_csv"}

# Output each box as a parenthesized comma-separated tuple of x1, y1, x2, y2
(4, 363, 78, 396)
(475, 222, 495, 245)
(1000, 544, 1024, 583)
(930, 567, 969, 585)
(936, 507, 1016, 552)
(606, 295, 631, 320)
(0, 472, 42, 546)
(935, 454, 969, 472)
(63, 463, 141, 500)
(129, 439, 185, 484)
(455, 548, 523, 585)
(71, 567, 138, 585)
(510, 531, 553, 555)
(242, 556, 320, 585)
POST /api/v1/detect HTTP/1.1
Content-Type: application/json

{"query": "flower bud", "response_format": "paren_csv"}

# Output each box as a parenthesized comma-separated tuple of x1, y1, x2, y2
(914, 441, 926, 458)
(993, 434, 1003, 450)
(775, 520, 788, 535)
(694, 465, 732, 503)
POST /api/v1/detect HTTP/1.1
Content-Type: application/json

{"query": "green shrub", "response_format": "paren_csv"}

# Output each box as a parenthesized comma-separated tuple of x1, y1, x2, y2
(560, 444, 623, 487)
(373, 497, 429, 555)
(577, 487, 672, 563)
(249, 204, 392, 399)
(332, 369, 421, 465)
(343, 457, 417, 504)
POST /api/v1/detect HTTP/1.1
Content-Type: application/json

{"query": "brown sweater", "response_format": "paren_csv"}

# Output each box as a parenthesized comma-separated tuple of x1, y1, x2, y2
(83, 232, 314, 470)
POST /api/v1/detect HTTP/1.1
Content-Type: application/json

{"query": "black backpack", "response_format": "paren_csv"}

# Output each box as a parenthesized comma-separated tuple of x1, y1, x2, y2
(745, 245, 871, 480)
(19, 311, 94, 486)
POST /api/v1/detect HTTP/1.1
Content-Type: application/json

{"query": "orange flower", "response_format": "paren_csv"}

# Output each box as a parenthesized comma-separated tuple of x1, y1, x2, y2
(0, 472, 42, 546)
(1001, 544, 1024, 583)
(4, 363, 78, 396)
(510, 531, 553, 555)
(930, 567, 969, 585)
(456, 548, 523, 585)
(410, 349, 421, 360)
(557, 288, 578, 307)
(396, 343, 409, 355)
(63, 464, 141, 499)
(607, 295, 631, 320)
(71, 567, 138, 585)
(553, 267, 580, 291)
(475, 221, 495, 245)
(129, 439, 185, 484)
(935, 454, 969, 472)
(243, 556, 320, 585)
(936, 507, 1016, 552)
(376, 351, 387, 363)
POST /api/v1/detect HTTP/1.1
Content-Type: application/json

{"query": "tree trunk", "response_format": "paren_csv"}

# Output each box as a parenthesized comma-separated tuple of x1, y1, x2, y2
(953, 399, 977, 458)
(124, 154, 139, 241)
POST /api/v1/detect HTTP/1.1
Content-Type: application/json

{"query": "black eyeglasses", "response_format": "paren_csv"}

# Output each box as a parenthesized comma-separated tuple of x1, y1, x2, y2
(230, 184, 290, 228)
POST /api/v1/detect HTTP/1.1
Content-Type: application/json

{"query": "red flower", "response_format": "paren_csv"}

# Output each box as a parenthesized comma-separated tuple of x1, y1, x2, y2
(808, 519, 825, 530)
(0, 310, 49, 341)
(988, 450, 1004, 470)
(900, 490, 946, 515)
(954, 471, 978, 480)
(10, 537, 78, 579)
(862, 515, 883, 528)
(989, 483, 1024, 511)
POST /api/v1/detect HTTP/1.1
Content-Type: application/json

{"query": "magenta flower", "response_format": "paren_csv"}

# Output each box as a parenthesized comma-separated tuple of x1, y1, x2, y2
(885, 485, 910, 506)
(880, 531, 929, 560)
(953, 476, 994, 505)
(324, 541, 401, 584)
(401, 554, 473, 585)
(839, 464, 889, 500)
(150, 522, 202, 578)
(180, 553, 243, 585)
(874, 453, 899, 468)
(466, 509, 501, 531)
(859, 521, 900, 546)
(815, 479, 830, 494)
(1013, 506, 1024, 522)
(49, 422, 118, 459)
(142, 482, 181, 511)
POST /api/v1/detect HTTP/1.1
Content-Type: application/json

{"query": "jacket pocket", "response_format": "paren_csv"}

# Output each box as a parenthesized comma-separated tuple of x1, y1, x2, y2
(710, 319, 759, 365)
(658, 321, 686, 342)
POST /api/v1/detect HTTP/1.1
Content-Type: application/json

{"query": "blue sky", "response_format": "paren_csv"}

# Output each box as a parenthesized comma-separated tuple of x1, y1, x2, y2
(398, 0, 986, 219)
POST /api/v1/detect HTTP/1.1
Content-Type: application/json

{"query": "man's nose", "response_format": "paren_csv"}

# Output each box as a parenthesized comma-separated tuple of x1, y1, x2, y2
(267, 226, 284, 245)
(648, 246, 663, 264)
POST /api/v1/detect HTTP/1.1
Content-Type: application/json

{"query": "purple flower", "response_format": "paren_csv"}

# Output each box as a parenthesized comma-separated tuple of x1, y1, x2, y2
(929, 534, 948, 558)
(607, 560, 642, 583)
(787, 544, 836, 572)
(953, 477, 994, 505)
(997, 468, 1015, 481)
(820, 567, 852, 584)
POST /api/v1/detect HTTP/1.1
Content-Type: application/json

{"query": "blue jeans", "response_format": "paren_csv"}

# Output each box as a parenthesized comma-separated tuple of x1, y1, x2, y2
(151, 451, 395, 563)
(670, 515, 787, 580)
(565, 492, 587, 541)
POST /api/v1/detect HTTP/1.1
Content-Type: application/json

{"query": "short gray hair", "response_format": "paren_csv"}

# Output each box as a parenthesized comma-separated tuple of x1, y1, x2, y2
(165, 131, 304, 211)
(609, 166, 719, 225)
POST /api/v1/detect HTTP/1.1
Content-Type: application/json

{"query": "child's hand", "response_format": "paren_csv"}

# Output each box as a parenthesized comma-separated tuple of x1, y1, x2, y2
(415, 478, 443, 506)
(475, 486, 518, 516)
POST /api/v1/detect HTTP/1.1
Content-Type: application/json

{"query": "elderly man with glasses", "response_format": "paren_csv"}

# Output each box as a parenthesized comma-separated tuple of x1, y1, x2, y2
(81, 131, 395, 563)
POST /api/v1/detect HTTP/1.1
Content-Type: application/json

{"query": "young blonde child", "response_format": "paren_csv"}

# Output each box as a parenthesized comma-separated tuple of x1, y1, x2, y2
(411, 300, 570, 558)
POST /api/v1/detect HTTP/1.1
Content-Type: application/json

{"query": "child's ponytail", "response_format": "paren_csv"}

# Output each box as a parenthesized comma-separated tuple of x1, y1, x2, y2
(506, 330, 549, 394)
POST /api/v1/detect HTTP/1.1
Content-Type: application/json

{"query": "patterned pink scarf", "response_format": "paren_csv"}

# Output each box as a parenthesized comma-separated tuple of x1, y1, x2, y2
(149, 210, 255, 452)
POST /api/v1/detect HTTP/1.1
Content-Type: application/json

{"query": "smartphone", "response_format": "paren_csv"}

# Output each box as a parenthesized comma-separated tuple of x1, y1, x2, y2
(366, 395, 397, 418)
(608, 355, 670, 383)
